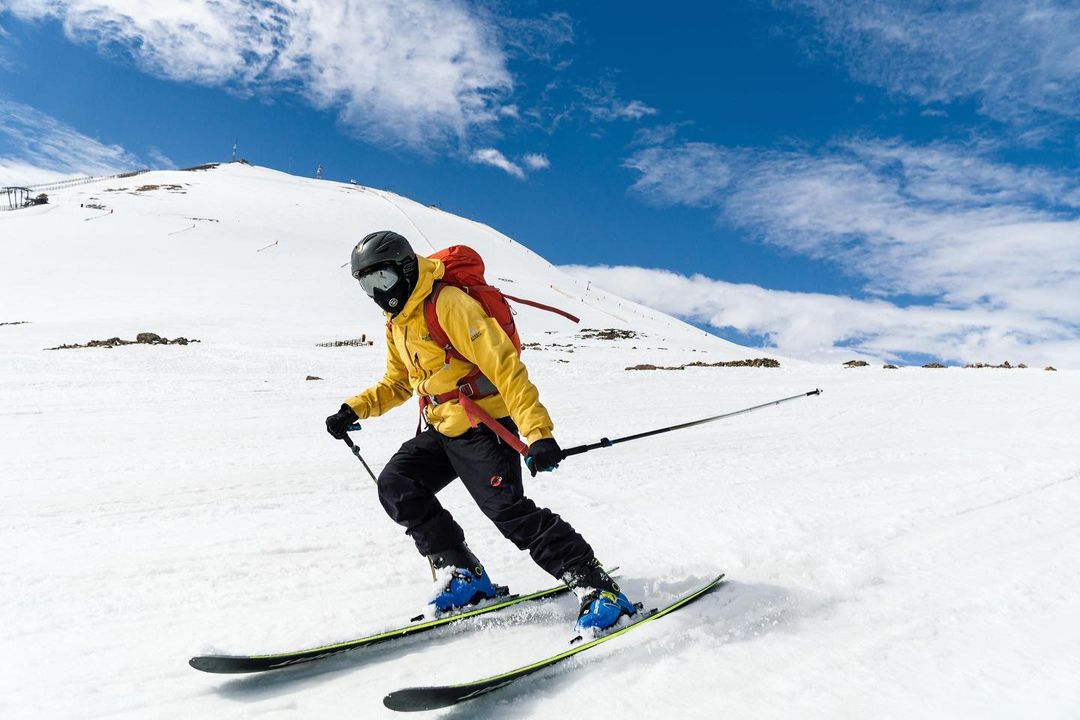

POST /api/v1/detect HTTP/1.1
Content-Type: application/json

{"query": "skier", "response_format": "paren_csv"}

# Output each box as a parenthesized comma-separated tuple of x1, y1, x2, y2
(325, 230, 636, 633)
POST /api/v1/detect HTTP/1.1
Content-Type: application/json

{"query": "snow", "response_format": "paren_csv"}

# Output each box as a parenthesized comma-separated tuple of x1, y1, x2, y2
(2, 163, 1078, 718)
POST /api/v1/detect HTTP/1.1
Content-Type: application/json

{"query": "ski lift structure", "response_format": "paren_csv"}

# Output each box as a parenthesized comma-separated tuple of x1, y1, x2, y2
(3, 186, 31, 211)
(2, 186, 46, 211)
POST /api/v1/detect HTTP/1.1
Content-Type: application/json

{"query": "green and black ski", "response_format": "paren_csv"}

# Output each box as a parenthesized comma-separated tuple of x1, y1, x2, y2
(189, 582, 572, 674)
(383, 573, 726, 712)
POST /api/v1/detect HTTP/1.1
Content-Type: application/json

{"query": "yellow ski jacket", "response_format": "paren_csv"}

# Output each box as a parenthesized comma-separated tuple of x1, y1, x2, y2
(344, 254, 555, 443)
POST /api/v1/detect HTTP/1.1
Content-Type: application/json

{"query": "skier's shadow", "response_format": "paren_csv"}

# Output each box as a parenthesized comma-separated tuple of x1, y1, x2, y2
(437, 578, 806, 720)
(202, 597, 572, 703)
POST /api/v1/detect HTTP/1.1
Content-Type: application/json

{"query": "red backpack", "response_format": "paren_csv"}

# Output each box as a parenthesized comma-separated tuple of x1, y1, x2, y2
(420, 245, 579, 454)
(424, 245, 579, 365)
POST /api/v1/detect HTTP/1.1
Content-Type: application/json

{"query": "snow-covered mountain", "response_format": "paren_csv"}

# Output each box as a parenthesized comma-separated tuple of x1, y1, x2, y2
(0, 162, 754, 355)
(2, 163, 1077, 719)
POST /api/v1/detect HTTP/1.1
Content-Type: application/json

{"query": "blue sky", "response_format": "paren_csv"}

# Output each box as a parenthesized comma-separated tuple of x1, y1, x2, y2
(1, 1, 1078, 366)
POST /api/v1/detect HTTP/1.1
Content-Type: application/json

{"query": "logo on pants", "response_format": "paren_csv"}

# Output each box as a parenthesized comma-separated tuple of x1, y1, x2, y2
(489, 475, 503, 487)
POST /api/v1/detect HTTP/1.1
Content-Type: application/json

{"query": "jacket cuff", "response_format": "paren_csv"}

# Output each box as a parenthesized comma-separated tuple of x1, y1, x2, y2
(525, 427, 554, 444)
(344, 397, 368, 419)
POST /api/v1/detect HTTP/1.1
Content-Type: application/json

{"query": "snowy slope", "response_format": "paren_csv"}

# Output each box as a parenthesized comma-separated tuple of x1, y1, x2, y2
(2, 164, 1078, 719)
(0, 162, 750, 354)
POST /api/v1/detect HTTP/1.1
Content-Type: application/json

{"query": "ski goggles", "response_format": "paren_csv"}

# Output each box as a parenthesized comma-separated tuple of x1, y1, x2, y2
(356, 266, 400, 297)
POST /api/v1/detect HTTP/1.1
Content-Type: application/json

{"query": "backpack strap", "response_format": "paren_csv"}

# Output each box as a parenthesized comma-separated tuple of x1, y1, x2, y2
(458, 393, 529, 456)
(424, 281, 464, 365)
(502, 293, 581, 324)
(426, 284, 580, 363)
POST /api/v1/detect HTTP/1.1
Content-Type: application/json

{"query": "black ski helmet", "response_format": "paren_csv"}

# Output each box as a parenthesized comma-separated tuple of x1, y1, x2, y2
(350, 231, 419, 316)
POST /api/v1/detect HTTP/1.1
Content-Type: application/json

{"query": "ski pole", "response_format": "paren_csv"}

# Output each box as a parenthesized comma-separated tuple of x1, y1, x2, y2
(341, 423, 377, 484)
(560, 388, 823, 459)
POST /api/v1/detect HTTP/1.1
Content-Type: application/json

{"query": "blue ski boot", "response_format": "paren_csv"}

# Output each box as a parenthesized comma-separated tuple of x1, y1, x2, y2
(427, 545, 498, 613)
(562, 558, 637, 633)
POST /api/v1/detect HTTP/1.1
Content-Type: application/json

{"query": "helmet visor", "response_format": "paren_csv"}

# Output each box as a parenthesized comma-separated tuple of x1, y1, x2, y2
(357, 266, 400, 297)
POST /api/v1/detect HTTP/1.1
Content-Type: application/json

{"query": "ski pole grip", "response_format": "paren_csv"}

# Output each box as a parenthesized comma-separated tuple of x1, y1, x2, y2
(341, 423, 362, 449)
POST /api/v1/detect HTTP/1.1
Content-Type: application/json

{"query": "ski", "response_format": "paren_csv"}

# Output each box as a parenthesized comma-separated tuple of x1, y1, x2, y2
(189, 581, 572, 674)
(382, 572, 726, 712)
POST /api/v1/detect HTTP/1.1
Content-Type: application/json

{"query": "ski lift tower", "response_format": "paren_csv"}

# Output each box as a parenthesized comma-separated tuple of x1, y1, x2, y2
(2, 187, 32, 211)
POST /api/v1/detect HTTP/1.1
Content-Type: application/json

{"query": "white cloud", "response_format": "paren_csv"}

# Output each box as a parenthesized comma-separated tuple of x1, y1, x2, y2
(0, 96, 142, 185)
(469, 147, 524, 179)
(469, 148, 551, 178)
(624, 142, 734, 207)
(580, 83, 658, 122)
(784, 0, 1080, 125)
(563, 264, 1080, 367)
(630, 122, 693, 148)
(145, 146, 175, 170)
(720, 140, 1080, 323)
(499, 12, 573, 63)
(622, 138, 1080, 365)
(522, 153, 549, 170)
(0, 0, 514, 149)
(610, 99, 658, 120)
(0, 19, 13, 70)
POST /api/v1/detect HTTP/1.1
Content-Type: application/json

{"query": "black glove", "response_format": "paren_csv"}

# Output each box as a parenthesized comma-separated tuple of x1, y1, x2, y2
(326, 404, 359, 440)
(525, 438, 563, 477)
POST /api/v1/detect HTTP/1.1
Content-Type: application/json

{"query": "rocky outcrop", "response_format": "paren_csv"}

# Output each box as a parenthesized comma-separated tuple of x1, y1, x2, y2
(579, 328, 639, 341)
(46, 332, 199, 350)
(626, 358, 780, 370)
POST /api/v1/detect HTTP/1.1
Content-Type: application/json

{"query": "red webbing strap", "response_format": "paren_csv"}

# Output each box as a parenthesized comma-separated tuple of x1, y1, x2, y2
(424, 282, 459, 364)
(430, 367, 484, 404)
(503, 293, 581, 324)
(457, 393, 530, 457)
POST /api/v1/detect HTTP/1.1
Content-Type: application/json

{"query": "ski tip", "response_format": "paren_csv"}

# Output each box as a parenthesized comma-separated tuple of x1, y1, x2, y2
(383, 687, 458, 712)
(189, 656, 221, 673)
(189, 655, 258, 674)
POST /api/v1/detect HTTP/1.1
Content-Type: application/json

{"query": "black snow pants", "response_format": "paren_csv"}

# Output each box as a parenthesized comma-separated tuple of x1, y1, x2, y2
(377, 417, 594, 578)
